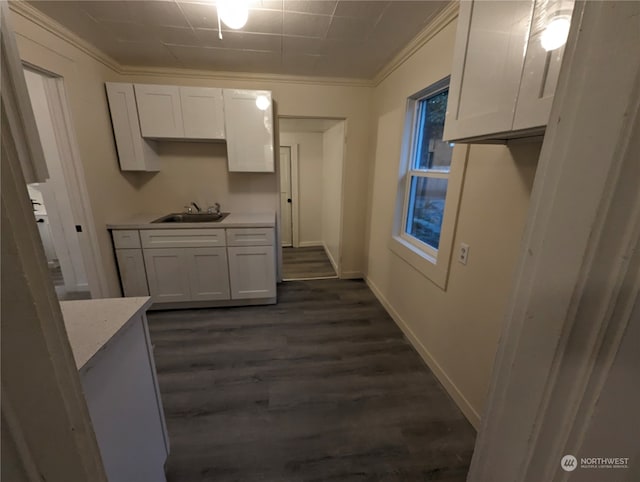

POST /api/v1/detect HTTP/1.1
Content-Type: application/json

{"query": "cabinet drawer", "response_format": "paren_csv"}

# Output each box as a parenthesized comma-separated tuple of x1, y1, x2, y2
(112, 230, 141, 249)
(140, 229, 225, 248)
(226, 228, 274, 246)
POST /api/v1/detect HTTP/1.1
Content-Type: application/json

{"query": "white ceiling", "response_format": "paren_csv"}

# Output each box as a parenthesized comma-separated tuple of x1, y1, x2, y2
(27, 0, 450, 79)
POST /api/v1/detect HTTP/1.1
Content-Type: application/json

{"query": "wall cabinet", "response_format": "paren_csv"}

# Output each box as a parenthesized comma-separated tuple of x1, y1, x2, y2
(112, 227, 275, 306)
(105, 83, 160, 171)
(134, 84, 225, 141)
(444, 0, 574, 142)
(106, 83, 272, 172)
(223, 89, 275, 172)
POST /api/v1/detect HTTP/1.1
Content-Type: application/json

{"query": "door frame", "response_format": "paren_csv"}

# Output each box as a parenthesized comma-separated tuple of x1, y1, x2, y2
(23, 63, 109, 298)
(279, 143, 300, 248)
(467, 2, 640, 481)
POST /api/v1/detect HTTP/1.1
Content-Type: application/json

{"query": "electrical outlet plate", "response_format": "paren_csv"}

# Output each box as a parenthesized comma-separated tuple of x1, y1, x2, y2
(458, 243, 469, 265)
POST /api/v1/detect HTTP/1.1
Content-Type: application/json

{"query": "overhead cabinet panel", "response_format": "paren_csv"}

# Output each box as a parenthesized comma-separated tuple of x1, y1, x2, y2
(105, 83, 159, 171)
(180, 87, 225, 140)
(223, 89, 275, 172)
(443, 0, 574, 142)
(444, 0, 534, 141)
(134, 84, 184, 139)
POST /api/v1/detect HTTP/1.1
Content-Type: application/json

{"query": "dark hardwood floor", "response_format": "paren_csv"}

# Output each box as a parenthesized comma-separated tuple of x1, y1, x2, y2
(282, 246, 337, 280)
(147, 279, 476, 481)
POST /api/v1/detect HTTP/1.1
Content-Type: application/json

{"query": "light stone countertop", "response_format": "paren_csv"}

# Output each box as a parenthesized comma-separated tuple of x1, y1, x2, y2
(60, 297, 152, 370)
(106, 211, 275, 230)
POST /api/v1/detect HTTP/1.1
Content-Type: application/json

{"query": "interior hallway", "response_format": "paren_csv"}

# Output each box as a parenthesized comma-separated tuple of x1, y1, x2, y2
(147, 279, 475, 481)
(282, 246, 337, 280)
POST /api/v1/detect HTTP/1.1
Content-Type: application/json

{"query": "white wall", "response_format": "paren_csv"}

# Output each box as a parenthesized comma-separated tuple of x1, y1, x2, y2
(365, 18, 540, 427)
(322, 122, 345, 272)
(279, 131, 324, 246)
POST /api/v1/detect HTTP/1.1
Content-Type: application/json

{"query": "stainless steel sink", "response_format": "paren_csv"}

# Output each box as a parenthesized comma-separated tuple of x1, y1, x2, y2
(152, 212, 229, 223)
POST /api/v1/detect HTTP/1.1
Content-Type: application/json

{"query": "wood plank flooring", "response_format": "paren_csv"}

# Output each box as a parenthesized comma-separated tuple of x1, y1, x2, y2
(282, 246, 337, 280)
(147, 279, 476, 481)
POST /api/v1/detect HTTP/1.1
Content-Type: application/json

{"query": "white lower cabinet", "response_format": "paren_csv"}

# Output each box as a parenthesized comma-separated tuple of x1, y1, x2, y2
(143, 248, 191, 303)
(186, 247, 230, 301)
(114, 227, 275, 305)
(228, 246, 276, 300)
(115, 249, 149, 297)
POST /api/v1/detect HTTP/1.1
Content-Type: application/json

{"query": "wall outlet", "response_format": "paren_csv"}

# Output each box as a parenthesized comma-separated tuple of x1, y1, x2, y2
(458, 243, 470, 265)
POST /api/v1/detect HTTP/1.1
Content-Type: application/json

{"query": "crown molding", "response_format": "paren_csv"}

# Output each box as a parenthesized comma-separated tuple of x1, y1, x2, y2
(8, 0, 121, 73)
(118, 65, 374, 88)
(373, 1, 459, 87)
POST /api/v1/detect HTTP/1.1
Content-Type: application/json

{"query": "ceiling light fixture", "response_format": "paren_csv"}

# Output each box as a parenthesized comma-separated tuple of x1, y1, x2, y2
(217, 0, 249, 30)
(540, 16, 571, 51)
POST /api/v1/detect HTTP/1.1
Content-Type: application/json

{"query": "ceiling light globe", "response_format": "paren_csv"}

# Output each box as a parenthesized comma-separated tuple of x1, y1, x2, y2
(218, 0, 249, 30)
(541, 17, 571, 51)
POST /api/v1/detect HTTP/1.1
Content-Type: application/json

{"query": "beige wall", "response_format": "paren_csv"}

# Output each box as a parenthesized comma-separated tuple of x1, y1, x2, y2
(322, 122, 346, 272)
(11, 8, 373, 297)
(279, 131, 324, 246)
(365, 18, 540, 426)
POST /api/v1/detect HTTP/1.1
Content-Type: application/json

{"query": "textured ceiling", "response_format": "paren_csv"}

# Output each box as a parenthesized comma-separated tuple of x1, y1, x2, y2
(27, 0, 450, 79)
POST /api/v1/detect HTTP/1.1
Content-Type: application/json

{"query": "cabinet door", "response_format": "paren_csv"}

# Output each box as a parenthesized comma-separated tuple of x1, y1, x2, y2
(228, 246, 276, 300)
(180, 87, 225, 140)
(444, 0, 534, 141)
(186, 247, 230, 301)
(513, 0, 574, 130)
(105, 83, 159, 171)
(143, 248, 191, 302)
(134, 84, 184, 138)
(223, 89, 274, 172)
(116, 249, 149, 297)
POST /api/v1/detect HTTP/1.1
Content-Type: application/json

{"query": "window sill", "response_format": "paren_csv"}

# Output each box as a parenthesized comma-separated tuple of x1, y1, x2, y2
(389, 235, 448, 290)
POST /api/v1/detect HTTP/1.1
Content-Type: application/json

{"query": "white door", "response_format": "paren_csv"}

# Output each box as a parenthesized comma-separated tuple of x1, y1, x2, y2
(143, 248, 191, 302)
(186, 247, 230, 301)
(24, 69, 89, 294)
(279, 146, 293, 247)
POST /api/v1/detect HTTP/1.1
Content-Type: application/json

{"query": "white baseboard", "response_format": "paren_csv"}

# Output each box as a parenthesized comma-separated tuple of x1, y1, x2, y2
(298, 241, 324, 247)
(365, 276, 481, 429)
(322, 242, 339, 274)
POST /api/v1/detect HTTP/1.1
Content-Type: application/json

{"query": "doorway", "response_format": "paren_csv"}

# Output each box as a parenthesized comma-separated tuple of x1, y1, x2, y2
(278, 117, 345, 280)
(23, 67, 104, 300)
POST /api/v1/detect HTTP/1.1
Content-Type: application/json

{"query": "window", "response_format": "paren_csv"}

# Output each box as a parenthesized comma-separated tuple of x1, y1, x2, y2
(391, 77, 467, 289)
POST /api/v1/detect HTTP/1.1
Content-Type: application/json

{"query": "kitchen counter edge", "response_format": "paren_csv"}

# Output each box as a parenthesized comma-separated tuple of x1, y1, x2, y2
(106, 212, 276, 230)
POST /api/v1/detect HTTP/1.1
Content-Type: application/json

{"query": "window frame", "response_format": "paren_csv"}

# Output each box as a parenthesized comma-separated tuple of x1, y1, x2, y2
(390, 76, 469, 290)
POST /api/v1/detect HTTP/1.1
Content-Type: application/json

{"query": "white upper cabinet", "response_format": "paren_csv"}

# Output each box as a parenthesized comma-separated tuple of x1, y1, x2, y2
(134, 84, 184, 139)
(444, 0, 574, 142)
(105, 83, 159, 172)
(223, 89, 274, 172)
(513, 0, 574, 130)
(180, 87, 225, 140)
(135, 84, 225, 141)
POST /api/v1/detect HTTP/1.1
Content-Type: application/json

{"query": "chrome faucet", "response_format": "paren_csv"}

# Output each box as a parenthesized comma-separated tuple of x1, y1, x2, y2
(207, 203, 221, 215)
(189, 201, 201, 213)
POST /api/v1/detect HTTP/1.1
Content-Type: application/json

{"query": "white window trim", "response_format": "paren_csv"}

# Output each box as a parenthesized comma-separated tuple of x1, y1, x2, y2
(389, 77, 469, 290)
